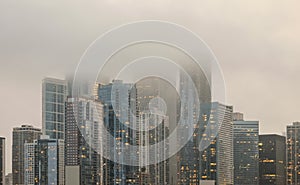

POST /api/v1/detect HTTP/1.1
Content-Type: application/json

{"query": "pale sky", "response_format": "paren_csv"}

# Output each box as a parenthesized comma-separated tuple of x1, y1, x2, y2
(0, 0, 300, 173)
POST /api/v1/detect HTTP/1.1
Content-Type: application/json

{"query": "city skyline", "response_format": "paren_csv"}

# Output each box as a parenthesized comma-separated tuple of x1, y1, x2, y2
(0, 75, 297, 174)
(0, 0, 299, 180)
(0, 76, 293, 184)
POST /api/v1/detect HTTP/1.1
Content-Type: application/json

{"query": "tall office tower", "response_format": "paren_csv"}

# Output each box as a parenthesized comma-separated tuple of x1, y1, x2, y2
(24, 135, 64, 185)
(199, 102, 234, 185)
(135, 77, 174, 185)
(259, 134, 286, 185)
(12, 125, 41, 185)
(65, 97, 102, 184)
(138, 113, 170, 184)
(174, 73, 200, 185)
(233, 114, 259, 185)
(99, 78, 172, 184)
(98, 80, 139, 185)
(0, 137, 5, 185)
(287, 121, 300, 184)
(42, 77, 67, 139)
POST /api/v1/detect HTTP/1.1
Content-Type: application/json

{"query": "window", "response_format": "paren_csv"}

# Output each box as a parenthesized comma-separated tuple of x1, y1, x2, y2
(46, 93, 56, 102)
(57, 85, 64, 93)
(46, 84, 56, 92)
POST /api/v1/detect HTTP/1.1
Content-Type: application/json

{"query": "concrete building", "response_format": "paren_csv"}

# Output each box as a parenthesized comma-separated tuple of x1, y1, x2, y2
(12, 125, 41, 185)
(24, 143, 35, 185)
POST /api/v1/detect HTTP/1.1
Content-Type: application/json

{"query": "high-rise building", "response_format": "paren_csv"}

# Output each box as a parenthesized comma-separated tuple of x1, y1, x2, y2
(42, 77, 67, 139)
(233, 114, 259, 185)
(98, 80, 140, 184)
(12, 125, 41, 185)
(134, 77, 173, 185)
(24, 135, 64, 185)
(65, 97, 102, 184)
(199, 102, 234, 185)
(138, 112, 169, 184)
(0, 137, 5, 185)
(24, 142, 35, 185)
(287, 122, 300, 185)
(97, 79, 173, 184)
(259, 134, 286, 185)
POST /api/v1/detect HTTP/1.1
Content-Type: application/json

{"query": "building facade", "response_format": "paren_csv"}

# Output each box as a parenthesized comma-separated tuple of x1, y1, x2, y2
(199, 102, 234, 185)
(24, 135, 64, 185)
(12, 125, 41, 185)
(259, 134, 286, 185)
(24, 143, 35, 185)
(0, 137, 5, 185)
(65, 97, 102, 184)
(42, 77, 67, 139)
(98, 80, 140, 184)
(287, 122, 300, 185)
(233, 115, 259, 185)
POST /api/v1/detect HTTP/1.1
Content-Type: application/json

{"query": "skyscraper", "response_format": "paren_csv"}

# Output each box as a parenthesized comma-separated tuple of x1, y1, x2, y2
(287, 121, 300, 184)
(98, 80, 140, 184)
(24, 142, 35, 185)
(259, 134, 286, 185)
(138, 112, 170, 184)
(0, 137, 5, 185)
(24, 135, 64, 185)
(42, 77, 67, 139)
(135, 77, 173, 185)
(233, 114, 259, 185)
(65, 97, 102, 184)
(12, 125, 41, 185)
(199, 102, 234, 185)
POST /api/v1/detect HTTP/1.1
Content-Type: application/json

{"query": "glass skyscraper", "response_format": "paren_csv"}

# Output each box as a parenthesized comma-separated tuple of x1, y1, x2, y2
(42, 78, 67, 139)
(98, 80, 140, 185)
(65, 97, 102, 184)
(259, 134, 286, 185)
(199, 102, 234, 185)
(12, 125, 41, 185)
(232, 113, 259, 185)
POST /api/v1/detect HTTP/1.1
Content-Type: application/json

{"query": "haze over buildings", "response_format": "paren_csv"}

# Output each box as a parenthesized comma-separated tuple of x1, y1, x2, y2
(0, 0, 299, 176)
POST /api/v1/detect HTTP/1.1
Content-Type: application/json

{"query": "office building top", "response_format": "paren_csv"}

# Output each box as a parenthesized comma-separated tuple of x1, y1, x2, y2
(12, 125, 41, 185)
(233, 118, 259, 185)
(42, 77, 67, 139)
(232, 112, 244, 121)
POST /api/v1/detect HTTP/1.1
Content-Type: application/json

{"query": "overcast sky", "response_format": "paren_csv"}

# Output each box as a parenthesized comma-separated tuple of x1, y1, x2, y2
(1, 0, 300, 172)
